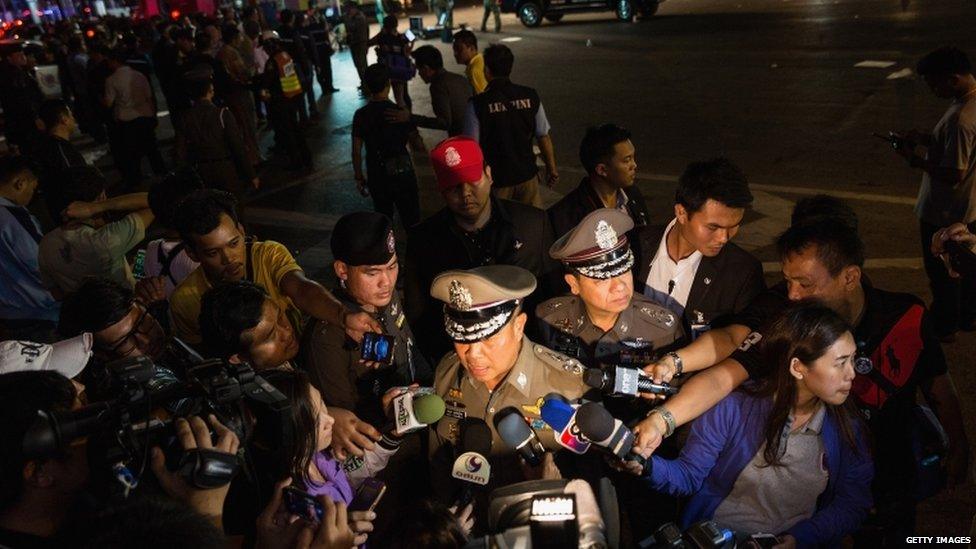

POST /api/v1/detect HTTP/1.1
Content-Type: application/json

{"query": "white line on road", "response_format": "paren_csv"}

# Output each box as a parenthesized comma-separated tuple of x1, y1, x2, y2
(887, 68, 913, 80)
(855, 60, 897, 68)
(500, 36, 523, 42)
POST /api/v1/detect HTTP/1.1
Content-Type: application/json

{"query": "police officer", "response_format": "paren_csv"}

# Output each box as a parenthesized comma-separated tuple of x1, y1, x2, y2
(462, 44, 558, 208)
(302, 211, 432, 546)
(175, 78, 258, 194)
(259, 31, 312, 170)
(302, 211, 432, 428)
(538, 208, 683, 370)
(429, 265, 588, 496)
(404, 136, 558, 364)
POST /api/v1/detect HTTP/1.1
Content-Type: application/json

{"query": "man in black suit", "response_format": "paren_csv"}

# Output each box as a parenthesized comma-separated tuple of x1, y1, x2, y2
(548, 123, 650, 240)
(404, 136, 558, 364)
(634, 158, 764, 339)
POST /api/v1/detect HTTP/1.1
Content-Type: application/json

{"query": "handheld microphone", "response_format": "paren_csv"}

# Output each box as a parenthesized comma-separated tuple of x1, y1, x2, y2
(575, 402, 638, 461)
(393, 391, 446, 435)
(494, 407, 546, 467)
(584, 366, 679, 397)
(539, 395, 591, 455)
(452, 417, 493, 506)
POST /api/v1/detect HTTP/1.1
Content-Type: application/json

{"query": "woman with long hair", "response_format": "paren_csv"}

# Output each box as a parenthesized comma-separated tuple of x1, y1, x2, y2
(644, 303, 873, 547)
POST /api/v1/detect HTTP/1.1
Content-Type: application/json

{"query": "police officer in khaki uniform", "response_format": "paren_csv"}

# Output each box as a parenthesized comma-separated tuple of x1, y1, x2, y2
(428, 265, 588, 501)
(302, 211, 431, 428)
(538, 208, 683, 370)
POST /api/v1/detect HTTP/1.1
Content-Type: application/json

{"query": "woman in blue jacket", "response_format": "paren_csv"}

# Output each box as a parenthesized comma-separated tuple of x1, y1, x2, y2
(645, 304, 873, 548)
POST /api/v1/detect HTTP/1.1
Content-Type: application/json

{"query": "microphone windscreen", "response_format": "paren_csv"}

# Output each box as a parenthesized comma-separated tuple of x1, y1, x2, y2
(575, 402, 616, 441)
(459, 417, 493, 456)
(540, 397, 576, 431)
(413, 393, 447, 424)
(583, 368, 606, 390)
(494, 407, 533, 449)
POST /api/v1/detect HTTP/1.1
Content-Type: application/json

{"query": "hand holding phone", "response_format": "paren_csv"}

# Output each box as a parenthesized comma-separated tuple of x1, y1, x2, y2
(348, 478, 387, 513)
(283, 486, 324, 523)
(361, 332, 396, 365)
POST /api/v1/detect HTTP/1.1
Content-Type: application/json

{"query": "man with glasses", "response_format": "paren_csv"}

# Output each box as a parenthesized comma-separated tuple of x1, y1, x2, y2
(59, 277, 167, 362)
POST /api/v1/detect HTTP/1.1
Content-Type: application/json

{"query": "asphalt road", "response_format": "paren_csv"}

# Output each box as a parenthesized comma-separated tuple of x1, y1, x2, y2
(86, 0, 976, 537)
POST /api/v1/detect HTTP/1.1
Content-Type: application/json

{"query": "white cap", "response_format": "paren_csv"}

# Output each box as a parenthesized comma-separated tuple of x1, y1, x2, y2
(0, 333, 93, 378)
(260, 30, 280, 41)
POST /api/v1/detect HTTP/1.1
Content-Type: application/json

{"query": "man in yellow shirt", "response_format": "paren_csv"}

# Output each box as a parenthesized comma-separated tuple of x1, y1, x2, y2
(169, 189, 381, 346)
(452, 30, 486, 94)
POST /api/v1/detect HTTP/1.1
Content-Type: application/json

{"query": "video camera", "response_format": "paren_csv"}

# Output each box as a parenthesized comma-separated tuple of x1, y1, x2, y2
(464, 479, 615, 549)
(21, 339, 291, 499)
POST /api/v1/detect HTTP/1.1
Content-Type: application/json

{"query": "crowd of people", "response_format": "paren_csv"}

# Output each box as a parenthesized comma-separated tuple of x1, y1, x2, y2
(0, 3, 974, 547)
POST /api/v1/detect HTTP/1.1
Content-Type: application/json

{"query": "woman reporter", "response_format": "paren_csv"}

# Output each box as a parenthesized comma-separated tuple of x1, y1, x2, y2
(644, 303, 873, 548)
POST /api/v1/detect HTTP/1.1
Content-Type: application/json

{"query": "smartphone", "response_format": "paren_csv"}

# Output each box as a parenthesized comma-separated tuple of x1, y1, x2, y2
(283, 486, 323, 522)
(348, 478, 387, 513)
(361, 332, 396, 364)
(404, 29, 416, 42)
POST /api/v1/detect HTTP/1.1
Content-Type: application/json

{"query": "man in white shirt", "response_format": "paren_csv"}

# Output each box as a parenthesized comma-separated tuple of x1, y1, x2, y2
(897, 46, 976, 340)
(635, 158, 764, 339)
(104, 51, 166, 189)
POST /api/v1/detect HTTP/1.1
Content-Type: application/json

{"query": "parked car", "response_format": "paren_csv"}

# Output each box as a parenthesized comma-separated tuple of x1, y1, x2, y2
(501, 0, 662, 27)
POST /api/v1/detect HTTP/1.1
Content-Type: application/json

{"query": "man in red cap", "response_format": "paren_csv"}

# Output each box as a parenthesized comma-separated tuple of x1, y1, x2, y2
(404, 136, 559, 363)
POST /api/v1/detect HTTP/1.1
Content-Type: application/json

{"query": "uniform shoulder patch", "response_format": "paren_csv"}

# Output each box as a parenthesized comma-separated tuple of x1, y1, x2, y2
(632, 297, 677, 329)
(537, 296, 581, 334)
(532, 344, 585, 377)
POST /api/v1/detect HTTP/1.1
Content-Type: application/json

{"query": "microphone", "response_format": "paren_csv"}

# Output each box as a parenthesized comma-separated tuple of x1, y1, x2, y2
(452, 418, 493, 506)
(494, 407, 546, 467)
(539, 394, 591, 455)
(575, 402, 637, 461)
(584, 366, 678, 397)
(393, 391, 446, 435)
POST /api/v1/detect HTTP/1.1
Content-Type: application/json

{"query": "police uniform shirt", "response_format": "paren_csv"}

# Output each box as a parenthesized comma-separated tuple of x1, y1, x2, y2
(535, 293, 683, 368)
(431, 335, 587, 457)
(302, 289, 432, 427)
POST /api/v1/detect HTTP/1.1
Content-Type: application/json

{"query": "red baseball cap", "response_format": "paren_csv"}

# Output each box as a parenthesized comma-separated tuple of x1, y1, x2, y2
(430, 136, 484, 191)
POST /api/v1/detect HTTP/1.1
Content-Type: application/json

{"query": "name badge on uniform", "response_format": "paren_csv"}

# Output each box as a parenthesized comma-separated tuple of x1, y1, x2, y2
(444, 400, 467, 420)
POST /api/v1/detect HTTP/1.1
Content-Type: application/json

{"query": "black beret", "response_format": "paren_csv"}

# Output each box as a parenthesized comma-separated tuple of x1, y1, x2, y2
(331, 212, 396, 266)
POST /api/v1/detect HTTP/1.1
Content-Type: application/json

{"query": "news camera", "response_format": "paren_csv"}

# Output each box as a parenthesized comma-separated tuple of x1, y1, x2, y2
(464, 479, 618, 549)
(21, 340, 291, 500)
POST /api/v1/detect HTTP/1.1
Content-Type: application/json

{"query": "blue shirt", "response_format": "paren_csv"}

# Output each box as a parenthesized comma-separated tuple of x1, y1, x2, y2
(0, 197, 59, 321)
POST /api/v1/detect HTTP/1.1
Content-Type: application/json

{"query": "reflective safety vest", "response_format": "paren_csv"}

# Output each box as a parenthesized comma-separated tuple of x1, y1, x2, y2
(275, 51, 302, 98)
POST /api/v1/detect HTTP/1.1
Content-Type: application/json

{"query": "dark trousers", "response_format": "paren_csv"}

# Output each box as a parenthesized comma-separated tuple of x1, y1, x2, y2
(350, 45, 368, 86)
(270, 98, 311, 168)
(367, 170, 421, 228)
(920, 220, 976, 334)
(315, 56, 335, 90)
(117, 116, 166, 189)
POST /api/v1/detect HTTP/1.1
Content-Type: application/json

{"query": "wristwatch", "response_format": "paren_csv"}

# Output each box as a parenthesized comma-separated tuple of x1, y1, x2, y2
(667, 351, 683, 377)
(647, 406, 676, 439)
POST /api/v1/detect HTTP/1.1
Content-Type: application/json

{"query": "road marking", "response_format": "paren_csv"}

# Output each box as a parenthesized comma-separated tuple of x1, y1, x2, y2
(887, 68, 913, 80)
(855, 60, 896, 68)
(556, 166, 917, 205)
(500, 36, 523, 42)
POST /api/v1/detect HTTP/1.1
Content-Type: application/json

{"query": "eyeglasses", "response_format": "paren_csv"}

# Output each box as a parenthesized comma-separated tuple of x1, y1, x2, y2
(100, 303, 157, 357)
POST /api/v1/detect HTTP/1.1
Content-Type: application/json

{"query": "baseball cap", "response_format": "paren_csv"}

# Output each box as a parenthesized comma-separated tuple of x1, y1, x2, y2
(430, 137, 484, 192)
(0, 333, 93, 378)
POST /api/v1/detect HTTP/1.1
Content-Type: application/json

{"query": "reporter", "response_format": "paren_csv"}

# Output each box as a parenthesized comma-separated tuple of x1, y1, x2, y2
(391, 500, 470, 549)
(0, 371, 88, 548)
(169, 189, 381, 346)
(256, 369, 395, 545)
(642, 305, 872, 547)
(198, 280, 299, 370)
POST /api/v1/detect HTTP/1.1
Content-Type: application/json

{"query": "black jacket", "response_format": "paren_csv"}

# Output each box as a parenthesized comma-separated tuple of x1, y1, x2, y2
(548, 178, 650, 239)
(404, 197, 558, 362)
(633, 223, 765, 334)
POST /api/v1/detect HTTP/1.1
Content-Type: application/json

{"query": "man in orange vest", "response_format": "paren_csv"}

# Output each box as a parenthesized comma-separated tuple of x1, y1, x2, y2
(259, 30, 312, 171)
